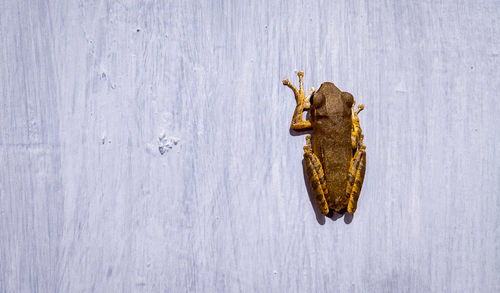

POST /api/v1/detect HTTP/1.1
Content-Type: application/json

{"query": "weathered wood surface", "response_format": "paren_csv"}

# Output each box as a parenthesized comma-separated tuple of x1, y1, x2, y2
(1, 1, 498, 292)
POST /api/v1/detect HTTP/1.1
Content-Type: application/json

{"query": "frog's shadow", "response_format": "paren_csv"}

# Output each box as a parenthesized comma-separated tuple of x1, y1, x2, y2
(301, 158, 354, 225)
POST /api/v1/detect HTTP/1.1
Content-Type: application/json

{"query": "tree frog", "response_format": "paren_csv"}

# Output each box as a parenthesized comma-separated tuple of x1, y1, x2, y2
(282, 71, 366, 216)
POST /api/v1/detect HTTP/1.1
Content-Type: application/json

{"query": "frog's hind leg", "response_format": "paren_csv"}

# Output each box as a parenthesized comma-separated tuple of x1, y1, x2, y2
(346, 103, 366, 213)
(303, 135, 330, 215)
(346, 147, 366, 214)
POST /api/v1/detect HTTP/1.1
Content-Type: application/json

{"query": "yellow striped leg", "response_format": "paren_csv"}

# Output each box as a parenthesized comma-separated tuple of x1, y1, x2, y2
(346, 149, 366, 213)
(303, 135, 330, 215)
(282, 71, 314, 130)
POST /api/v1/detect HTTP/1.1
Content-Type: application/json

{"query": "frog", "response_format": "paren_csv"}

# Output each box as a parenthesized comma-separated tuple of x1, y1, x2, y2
(282, 71, 366, 216)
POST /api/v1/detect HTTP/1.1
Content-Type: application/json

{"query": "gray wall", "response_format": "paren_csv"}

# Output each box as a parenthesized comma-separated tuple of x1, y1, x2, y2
(1, 0, 498, 292)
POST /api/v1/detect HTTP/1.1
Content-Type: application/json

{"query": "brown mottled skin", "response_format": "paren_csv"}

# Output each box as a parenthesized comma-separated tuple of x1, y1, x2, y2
(310, 82, 354, 213)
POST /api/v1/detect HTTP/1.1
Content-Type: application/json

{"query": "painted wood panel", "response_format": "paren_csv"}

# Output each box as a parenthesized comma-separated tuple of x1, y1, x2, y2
(1, 0, 498, 292)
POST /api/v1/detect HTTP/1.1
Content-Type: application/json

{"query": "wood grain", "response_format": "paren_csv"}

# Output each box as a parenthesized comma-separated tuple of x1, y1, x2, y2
(1, 0, 498, 292)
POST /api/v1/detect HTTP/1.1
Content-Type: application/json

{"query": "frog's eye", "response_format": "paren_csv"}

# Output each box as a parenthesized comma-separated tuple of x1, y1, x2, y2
(341, 92, 354, 108)
(311, 92, 324, 107)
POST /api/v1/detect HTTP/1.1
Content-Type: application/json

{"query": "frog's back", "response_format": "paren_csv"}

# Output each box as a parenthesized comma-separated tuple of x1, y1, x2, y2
(310, 82, 353, 212)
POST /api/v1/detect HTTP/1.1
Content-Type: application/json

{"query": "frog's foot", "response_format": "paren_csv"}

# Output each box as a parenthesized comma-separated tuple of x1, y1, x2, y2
(303, 135, 330, 215)
(356, 103, 365, 113)
(346, 148, 366, 214)
(282, 79, 299, 100)
(282, 71, 304, 101)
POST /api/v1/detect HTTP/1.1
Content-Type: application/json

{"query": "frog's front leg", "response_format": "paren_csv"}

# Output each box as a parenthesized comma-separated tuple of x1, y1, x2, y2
(303, 135, 331, 215)
(351, 103, 365, 149)
(282, 71, 315, 130)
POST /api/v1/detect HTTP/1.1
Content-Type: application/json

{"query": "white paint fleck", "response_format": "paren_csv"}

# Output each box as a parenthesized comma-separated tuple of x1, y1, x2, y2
(158, 133, 180, 155)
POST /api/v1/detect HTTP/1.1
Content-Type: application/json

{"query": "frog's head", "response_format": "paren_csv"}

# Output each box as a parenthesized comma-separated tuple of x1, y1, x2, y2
(310, 82, 354, 118)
